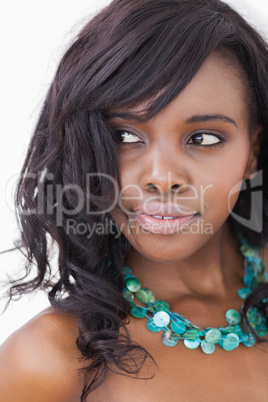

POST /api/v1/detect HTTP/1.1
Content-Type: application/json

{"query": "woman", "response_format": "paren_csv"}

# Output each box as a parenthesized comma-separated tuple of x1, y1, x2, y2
(0, 0, 268, 400)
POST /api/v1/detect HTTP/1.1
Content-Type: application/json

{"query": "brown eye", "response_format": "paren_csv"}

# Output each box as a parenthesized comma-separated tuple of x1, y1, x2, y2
(188, 133, 225, 148)
(188, 133, 222, 146)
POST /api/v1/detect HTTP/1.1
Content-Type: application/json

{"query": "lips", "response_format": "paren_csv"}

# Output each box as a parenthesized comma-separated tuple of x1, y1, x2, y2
(134, 213, 199, 234)
(134, 202, 197, 217)
(132, 203, 199, 235)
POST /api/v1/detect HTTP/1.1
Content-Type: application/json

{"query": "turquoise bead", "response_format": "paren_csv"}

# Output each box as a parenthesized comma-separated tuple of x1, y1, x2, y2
(225, 309, 241, 325)
(135, 288, 156, 304)
(126, 277, 141, 292)
(205, 328, 222, 344)
(124, 274, 136, 280)
(201, 340, 216, 354)
(184, 339, 201, 349)
(136, 289, 149, 303)
(222, 325, 242, 337)
(221, 333, 240, 351)
(183, 329, 199, 341)
(247, 258, 262, 274)
(130, 306, 147, 318)
(154, 300, 170, 312)
(247, 308, 262, 325)
(144, 288, 156, 303)
(257, 326, 268, 337)
(162, 330, 179, 347)
(252, 312, 262, 326)
(170, 318, 187, 335)
(123, 289, 134, 302)
(238, 288, 251, 300)
(242, 333, 255, 347)
(240, 245, 256, 258)
(243, 273, 254, 287)
(123, 266, 132, 275)
(147, 318, 162, 332)
(153, 311, 170, 327)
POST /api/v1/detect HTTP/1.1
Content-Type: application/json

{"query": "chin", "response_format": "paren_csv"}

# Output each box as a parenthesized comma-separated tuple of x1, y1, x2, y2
(128, 236, 195, 263)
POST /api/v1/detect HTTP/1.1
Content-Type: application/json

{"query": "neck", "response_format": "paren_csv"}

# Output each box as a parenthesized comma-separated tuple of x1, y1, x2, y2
(124, 222, 244, 306)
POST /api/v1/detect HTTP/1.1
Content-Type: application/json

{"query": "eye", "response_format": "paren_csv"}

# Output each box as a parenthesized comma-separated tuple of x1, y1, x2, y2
(114, 130, 225, 148)
(187, 133, 224, 148)
(115, 131, 143, 145)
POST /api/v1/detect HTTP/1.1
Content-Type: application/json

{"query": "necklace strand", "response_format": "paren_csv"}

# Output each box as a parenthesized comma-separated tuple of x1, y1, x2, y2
(122, 236, 268, 354)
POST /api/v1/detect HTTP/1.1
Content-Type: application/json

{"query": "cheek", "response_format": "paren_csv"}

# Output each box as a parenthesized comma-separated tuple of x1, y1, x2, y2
(199, 148, 250, 217)
(117, 162, 143, 210)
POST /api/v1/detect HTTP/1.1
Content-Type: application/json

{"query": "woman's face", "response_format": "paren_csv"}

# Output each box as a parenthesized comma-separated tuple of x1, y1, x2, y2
(110, 52, 260, 262)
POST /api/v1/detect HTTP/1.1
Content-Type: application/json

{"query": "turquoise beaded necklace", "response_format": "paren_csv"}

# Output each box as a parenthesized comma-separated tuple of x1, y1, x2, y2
(122, 237, 268, 354)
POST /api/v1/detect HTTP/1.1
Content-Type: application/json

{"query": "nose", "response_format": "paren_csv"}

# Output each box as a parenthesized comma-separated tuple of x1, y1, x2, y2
(140, 151, 188, 195)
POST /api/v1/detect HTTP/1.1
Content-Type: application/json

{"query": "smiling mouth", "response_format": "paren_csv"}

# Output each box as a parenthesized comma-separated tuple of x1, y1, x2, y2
(150, 215, 183, 220)
(133, 212, 200, 234)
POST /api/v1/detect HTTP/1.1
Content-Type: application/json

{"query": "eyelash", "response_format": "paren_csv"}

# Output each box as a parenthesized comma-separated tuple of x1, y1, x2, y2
(114, 131, 226, 149)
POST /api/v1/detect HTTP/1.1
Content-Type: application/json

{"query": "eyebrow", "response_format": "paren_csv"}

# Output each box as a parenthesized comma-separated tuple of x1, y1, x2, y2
(108, 112, 237, 127)
(185, 114, 237, 127)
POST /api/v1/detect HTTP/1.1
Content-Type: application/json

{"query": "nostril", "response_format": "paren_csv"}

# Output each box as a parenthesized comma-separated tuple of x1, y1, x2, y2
(172, 183, 188, 193)
(147, 183, 158, 190)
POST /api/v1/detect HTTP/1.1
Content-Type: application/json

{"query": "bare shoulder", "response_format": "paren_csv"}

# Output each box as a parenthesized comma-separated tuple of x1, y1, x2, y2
(0, 307, 84, 401)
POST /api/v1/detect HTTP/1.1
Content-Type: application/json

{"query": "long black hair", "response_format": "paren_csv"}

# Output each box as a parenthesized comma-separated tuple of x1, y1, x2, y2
(10, 0, 268, 399)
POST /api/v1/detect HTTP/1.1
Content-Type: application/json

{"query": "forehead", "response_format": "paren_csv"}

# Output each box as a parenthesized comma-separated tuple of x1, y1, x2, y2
(170, 53, 246, 124)
(114, 52, 249, 130)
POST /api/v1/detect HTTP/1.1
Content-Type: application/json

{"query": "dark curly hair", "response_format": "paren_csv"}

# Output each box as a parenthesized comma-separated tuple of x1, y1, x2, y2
(9, 0, 268, 399)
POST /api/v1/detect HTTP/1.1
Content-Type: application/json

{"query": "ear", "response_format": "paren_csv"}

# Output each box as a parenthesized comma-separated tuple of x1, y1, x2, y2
(244, 125, 263, 180)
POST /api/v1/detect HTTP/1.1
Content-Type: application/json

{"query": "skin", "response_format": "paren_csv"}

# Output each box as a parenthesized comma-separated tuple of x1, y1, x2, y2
(0, 52, 268, 401)
(110, 52, 262, 316)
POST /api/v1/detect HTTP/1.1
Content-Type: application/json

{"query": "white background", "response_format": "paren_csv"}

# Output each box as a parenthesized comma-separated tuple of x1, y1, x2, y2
(0, 0, 268, 345)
